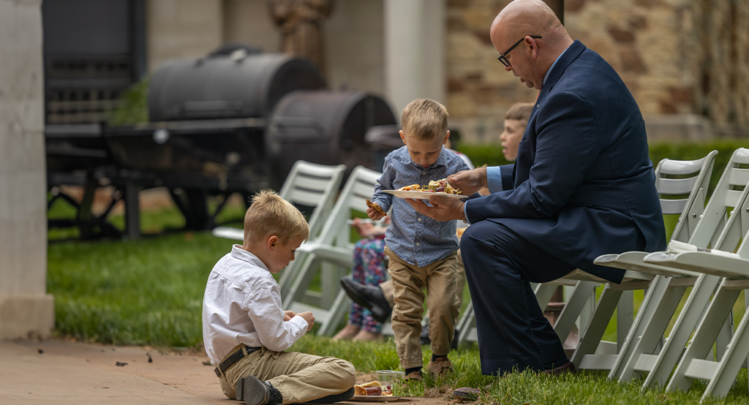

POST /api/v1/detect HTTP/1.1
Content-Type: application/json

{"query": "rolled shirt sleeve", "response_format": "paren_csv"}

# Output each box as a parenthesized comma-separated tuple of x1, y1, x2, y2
(486, 166, 504, 193)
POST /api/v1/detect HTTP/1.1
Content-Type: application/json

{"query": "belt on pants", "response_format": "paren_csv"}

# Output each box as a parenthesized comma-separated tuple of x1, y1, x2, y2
(214, 345, 262, 377)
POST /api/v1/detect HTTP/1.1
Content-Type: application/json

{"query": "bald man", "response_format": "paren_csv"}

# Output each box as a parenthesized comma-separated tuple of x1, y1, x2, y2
(406, 0, 666, 376)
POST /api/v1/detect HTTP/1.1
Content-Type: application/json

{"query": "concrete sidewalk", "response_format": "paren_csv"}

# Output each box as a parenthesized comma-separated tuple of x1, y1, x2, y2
(0, 339, 436, 405)
(0, 339, 224, 404)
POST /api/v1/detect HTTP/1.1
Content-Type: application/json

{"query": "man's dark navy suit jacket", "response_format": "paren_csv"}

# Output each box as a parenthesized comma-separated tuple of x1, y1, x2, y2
(464, 40, 667, 284)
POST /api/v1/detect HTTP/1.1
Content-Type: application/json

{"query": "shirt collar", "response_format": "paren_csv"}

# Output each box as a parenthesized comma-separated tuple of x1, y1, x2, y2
(231, 244, 270, 272)
(543, 45, 570, 86)
(397, 145, 449, 169)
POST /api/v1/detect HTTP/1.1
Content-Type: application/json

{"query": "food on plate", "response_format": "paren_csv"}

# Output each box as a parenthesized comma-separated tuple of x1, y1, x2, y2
(366, 199, 387, 217)
(396, 179, 461, 195)
(354, 381, 391, 396)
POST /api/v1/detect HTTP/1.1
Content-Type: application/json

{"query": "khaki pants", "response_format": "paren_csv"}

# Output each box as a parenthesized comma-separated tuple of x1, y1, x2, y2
(218, 345, 356, 404)
(381, 249, 466, 309)
(385, 246, 460, 369)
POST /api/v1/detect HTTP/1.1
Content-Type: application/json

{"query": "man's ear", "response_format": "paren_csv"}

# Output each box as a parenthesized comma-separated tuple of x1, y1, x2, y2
(527, 36, 539, 59)
(399, 130, 407, 145)
(267, 235, 279, 252)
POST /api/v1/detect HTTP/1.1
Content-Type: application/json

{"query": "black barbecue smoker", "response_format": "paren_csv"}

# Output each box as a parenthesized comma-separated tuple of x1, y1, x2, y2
(47, 48, 398, 239)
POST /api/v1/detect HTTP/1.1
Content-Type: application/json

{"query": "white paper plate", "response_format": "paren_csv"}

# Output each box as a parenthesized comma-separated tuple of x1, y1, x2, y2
(348, 395, 404, 402)
(383, 190, 467, 200)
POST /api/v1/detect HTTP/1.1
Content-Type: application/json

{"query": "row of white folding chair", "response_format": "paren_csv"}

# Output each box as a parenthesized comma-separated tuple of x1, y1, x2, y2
(282, 166, 383, 336)
(211, 160, 346, 298)
(456, 151, 717, 350)
(645, 169, 749, 401)
(593, 148, 749, 396)
(567, 151, 718, 370)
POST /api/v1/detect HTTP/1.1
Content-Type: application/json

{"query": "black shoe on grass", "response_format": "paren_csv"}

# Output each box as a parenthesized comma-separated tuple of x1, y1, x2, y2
(236, 375, 283, 405)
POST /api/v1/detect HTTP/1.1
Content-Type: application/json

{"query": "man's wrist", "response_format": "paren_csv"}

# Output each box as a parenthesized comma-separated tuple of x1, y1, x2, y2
(480, 166, 489, 189)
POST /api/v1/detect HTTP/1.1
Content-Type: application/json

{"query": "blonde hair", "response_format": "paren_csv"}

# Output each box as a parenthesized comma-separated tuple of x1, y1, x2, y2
(505, 102, 534, 126)
(243, 190, 309, 245)
(401, 98, 449, 140)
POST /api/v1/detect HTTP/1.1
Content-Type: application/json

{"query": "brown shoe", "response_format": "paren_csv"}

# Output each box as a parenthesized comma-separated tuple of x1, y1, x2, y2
(404, 371, 423, 381)
(427, 359, 454, 379)
(542, 361, 578, 376)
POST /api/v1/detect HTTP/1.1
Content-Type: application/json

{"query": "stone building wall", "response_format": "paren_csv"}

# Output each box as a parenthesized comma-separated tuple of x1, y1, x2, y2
(446, 0, 749, 143)
(0, 0, 54, 339)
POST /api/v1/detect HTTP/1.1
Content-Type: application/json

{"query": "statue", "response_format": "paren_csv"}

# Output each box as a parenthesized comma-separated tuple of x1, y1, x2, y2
(268, 0, 335, 76)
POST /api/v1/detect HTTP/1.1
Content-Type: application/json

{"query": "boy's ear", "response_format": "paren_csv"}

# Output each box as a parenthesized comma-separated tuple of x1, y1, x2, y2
(399, 130, 406, 145)
(444, 130, 451, 144)
(267, 235, 279, 251)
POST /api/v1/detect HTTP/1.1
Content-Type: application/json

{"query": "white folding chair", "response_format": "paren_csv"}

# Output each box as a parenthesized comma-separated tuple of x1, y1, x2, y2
(605, 148, 749, 388)
(211, 160, 345, 296)
(567, 151, 718, 370)
(282, 166, 382, 336)
(642, 149, 749, 400)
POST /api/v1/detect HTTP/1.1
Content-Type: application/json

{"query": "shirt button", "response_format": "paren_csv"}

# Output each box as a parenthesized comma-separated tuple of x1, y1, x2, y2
(416, 242, 420, 246)
(422, 171, 426, 175)
(417, 218, 422, 222)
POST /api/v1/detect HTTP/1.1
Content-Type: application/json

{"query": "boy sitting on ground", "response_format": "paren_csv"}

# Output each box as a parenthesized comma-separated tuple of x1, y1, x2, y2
(202, 190, 356, 405)
(367, 98, 470, 380)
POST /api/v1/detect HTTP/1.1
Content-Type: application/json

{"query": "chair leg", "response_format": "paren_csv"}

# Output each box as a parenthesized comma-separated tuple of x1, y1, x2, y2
(318, 289, 350, 336)
(456, 302, 475, 344)
(282, 254, 318, 309)
(554, 281, 598, 342)
(667, 287, 740, 393)
(611, 283, 686, 381)
(617, 290, 634, 352)
(705, 311, 749, 399)
(607, 276, 669, 379)
(640, 274, 722, 388)
(534, 283, 558, 311)
(570, 286, 622, 367)
(715, 311, 734, 361)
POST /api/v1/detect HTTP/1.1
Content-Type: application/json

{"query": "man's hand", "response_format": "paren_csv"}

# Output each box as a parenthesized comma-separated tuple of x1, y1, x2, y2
(283, 310, 296, 321)
(297, 311, 315, 331)
(405, 195, 466, 222)
(448, 167, 488, 196)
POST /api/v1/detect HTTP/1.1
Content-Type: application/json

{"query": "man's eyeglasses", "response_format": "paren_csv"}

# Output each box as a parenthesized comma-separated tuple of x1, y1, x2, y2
(497, 35, 542, 67)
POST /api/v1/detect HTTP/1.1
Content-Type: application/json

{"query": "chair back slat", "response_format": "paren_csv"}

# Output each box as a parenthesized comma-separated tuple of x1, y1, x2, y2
(658, 158, 709, 176)
(287, 188, 327, 207)
(294, 175, 338, 193)
(724, 190, 743, 208)
(658, 177, 699, 195)
(733, 148, 749, 165)
(728, 168, 749, 187)
(660, 199, 689, 215)
(654, 151, 718, 243)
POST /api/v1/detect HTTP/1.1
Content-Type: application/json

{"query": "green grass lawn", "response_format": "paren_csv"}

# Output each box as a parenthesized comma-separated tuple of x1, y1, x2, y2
(47, 206, 749, 403)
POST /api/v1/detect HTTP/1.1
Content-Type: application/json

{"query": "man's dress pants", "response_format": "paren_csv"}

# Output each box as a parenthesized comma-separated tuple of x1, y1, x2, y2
(461, 220, 574, 375)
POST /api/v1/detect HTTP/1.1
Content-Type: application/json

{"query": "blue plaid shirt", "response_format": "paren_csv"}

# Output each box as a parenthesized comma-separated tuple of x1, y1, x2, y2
(372, 146, 470, 267)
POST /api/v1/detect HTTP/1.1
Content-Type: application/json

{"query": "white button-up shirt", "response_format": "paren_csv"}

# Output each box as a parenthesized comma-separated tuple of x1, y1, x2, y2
(202, 245, 309, 366)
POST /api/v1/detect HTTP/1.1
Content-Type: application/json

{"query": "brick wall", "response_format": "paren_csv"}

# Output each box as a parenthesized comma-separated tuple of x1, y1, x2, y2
(446, 0, 749, 142)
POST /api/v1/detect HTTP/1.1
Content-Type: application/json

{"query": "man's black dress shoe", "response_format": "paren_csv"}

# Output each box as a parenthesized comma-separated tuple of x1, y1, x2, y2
(340, 277, 391, 323)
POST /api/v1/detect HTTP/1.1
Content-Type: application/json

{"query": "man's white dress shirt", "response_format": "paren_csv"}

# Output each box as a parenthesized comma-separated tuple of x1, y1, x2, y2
(202, 245, 309, 366)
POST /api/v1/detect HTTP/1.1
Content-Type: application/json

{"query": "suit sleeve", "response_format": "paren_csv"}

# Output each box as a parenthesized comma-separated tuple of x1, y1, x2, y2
(465, 91, 601, 223)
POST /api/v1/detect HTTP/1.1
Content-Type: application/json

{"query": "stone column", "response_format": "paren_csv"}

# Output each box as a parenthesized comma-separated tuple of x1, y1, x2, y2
(384, 0, 445, 120)
(0, 0, 53, 339)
